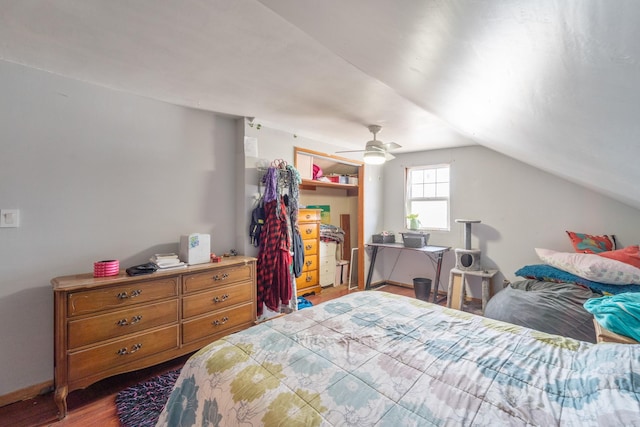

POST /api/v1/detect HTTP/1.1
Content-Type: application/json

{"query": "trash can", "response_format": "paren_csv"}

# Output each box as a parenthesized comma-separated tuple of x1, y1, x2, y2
(413, 277, 432, 301)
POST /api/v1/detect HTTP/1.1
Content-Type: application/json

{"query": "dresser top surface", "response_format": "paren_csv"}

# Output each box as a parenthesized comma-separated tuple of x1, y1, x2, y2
(52, 256, 256, 291)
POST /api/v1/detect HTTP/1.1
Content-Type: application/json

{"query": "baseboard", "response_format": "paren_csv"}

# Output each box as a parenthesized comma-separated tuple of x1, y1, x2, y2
(0, 380, 53, 407)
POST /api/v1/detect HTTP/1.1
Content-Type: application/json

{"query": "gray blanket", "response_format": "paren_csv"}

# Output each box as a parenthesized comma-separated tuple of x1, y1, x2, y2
(484, 279, 599, 342)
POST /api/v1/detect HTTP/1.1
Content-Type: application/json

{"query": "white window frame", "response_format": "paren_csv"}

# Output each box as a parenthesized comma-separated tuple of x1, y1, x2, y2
(404, 164, 450, 231)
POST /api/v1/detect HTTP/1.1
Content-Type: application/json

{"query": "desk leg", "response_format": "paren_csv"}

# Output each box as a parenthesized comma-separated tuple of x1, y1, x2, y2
(432, 251, 444, 303)
(365, 246, 379, 290)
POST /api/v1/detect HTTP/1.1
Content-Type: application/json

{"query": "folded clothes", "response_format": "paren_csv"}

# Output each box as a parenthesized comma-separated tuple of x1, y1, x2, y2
(152, 259, 184, 267)
(584, 293, 640, 342)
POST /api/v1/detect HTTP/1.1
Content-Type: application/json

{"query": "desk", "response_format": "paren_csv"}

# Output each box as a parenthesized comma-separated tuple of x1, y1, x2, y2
(447, 268, 498, 314)
(365, 243, 451, 303)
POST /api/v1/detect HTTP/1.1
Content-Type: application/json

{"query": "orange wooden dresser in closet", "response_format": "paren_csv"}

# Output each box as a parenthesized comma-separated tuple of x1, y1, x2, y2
(296, 208, 321, 296)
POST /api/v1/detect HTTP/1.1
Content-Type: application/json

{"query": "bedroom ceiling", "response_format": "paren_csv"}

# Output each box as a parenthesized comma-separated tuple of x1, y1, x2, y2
(2, 1, 640, 209)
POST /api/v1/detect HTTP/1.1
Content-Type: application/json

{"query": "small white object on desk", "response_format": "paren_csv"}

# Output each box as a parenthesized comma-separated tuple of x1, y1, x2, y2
(447, 268, 498, 314)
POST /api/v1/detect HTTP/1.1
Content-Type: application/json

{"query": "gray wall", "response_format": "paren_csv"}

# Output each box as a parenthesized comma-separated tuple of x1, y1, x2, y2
(376, 146, 640, 296)
(0, 61, 238, 396)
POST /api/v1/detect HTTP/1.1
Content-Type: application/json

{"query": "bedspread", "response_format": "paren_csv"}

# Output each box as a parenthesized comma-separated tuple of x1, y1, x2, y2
(157, 291, 640, 426)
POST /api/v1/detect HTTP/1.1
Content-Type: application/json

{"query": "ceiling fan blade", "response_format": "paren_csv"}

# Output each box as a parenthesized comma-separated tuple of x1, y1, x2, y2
(382, 142, 401, 151)
(336, 149, 366, 153)
(384, 152, 396, 160)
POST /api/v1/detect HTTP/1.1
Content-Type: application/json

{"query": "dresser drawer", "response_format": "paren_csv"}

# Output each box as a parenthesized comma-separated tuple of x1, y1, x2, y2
(296, 269, 318, 290)
(67, 325, 179, 381)
(182, 302, 254, 345)
(303, 255, 317, 271)
(299, 210, 321, 222)
(300, 223, 318, 239)
(67, 277, 178, 317)
(303, 238, 318, 255)
(68, 300, 178, 349)
(183, 282, 253, 319)
(183, 264, 253, 294)
(319, 258, 336, 275)
(320, 241, 337, 257)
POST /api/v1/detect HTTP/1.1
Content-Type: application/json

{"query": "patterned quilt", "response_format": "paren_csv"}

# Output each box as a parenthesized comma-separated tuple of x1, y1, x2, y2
(157, 291, 640, 426)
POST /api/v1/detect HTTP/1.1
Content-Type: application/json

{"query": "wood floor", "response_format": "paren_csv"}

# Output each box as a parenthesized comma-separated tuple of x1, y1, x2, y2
(0, 284, 418, 427)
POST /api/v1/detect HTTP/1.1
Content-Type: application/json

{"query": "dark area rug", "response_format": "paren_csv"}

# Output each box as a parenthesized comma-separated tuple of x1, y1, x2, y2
(116, 368, 181, 427)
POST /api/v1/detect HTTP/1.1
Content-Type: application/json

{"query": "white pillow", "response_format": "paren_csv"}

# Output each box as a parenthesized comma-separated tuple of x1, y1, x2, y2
(535, 248, 640, 285)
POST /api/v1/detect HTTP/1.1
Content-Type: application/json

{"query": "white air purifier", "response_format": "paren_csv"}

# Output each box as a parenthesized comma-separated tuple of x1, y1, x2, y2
(179, 233, 211, 265)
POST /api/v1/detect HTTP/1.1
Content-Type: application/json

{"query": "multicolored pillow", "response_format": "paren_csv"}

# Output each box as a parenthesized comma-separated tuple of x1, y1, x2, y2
(598, 245, 640, 269)
(536, 248, 640, 285)
(566, 231, 617, 253)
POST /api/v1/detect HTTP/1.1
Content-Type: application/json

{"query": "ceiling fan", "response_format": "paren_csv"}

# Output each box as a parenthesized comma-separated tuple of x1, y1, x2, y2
(337, 125, 402, 164)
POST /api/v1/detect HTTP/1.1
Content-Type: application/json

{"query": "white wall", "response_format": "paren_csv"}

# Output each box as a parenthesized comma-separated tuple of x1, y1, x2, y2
(0, 61, 239, 396)
(376, 145, 640, 296)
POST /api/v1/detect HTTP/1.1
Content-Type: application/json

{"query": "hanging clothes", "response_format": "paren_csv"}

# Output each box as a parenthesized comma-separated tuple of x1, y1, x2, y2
(257, 197, 292, 315)
(255, 163, 303, 316)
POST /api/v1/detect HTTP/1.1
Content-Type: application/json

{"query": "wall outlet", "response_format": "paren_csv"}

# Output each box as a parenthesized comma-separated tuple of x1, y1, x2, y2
(0, 209, 20, 228)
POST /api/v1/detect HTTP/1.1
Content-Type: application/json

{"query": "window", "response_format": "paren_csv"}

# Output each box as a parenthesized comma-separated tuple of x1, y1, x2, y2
(405, 164, 450, 231)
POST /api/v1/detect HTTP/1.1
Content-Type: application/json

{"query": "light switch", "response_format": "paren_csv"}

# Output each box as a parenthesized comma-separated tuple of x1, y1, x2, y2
(0, 209, 20, 228)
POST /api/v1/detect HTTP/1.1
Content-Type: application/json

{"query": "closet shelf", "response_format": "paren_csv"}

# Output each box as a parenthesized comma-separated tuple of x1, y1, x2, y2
(300, 179, 359, 195)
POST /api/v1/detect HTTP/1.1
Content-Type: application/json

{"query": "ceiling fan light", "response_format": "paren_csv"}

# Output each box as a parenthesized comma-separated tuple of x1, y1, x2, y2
(363, 150, 386, 165)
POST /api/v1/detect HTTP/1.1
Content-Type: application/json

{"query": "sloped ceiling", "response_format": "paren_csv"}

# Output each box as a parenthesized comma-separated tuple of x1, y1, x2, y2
(1, 1, 640, 209)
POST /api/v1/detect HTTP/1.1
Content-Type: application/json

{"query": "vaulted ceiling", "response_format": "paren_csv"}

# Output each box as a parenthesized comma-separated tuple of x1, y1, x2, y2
(2, 1, 640, 209)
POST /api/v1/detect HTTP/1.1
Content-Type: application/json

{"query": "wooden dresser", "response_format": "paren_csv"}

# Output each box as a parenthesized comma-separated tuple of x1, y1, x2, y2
(296, 209, 321, 296)
(52, 256, 256, 419)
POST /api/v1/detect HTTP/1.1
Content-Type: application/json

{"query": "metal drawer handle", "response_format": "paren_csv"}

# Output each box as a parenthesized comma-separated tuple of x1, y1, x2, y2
(117, 315, 143, 326)
(117, 343, 142, 355)
(117, 289, 142, 299)
(305, 260, 312, 267)
(306, 276, 312, 282)
(305, 228, 312, 234)
(212, 316, 229, 326)
(305, 244, 312, 251)
(213, 294, 230, 303)
(213, 273, 229, 281)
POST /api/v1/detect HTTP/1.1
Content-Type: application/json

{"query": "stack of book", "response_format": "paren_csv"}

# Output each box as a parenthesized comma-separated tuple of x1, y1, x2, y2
(150, 253, 186, 270)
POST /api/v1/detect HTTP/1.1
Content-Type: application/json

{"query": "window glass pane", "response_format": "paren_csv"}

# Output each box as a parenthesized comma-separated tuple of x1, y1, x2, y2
(436, 167, 449, 182)
(423, 169, 436, 183)
(411, 184, 423, 198)
(436, 182, 449, 197)
(424, 183, 436, 197)
(410, 200, 448, 229)
(411, 169, 424, 183)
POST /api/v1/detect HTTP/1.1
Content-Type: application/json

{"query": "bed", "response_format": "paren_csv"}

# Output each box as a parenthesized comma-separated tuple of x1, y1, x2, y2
(157, 291, 640, 426)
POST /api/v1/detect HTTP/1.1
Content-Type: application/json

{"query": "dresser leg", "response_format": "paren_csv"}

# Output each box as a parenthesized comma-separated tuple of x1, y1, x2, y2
(54, 385, 68, 420)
